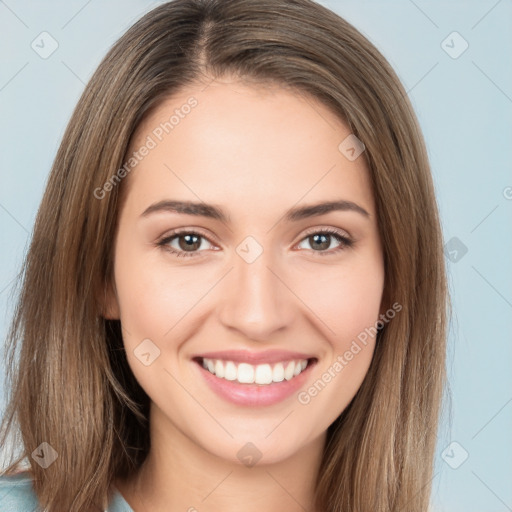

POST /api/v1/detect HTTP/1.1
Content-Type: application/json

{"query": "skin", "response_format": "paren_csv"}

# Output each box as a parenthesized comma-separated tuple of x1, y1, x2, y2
(107, 77, 385, 512)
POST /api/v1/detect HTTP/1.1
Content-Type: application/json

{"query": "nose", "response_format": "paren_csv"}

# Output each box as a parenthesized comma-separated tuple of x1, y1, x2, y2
(217, 248, 296, 341)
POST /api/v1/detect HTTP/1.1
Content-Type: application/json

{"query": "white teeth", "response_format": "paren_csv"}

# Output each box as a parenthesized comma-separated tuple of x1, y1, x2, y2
(215, 360, 224, 378)
(272, 362, 285, 382)
(224, 361, 237, 381)
(237, 363, 254, 383)
(284, 361, 295, 380)
(201, 358, 310, 385)
(255, 364, 273, 385)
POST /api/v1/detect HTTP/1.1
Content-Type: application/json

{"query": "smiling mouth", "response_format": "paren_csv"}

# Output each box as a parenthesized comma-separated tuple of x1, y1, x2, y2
(193, 357, 317, 386)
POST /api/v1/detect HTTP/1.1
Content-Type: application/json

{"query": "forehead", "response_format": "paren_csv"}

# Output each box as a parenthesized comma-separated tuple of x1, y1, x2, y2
(122, 79, 375, 219)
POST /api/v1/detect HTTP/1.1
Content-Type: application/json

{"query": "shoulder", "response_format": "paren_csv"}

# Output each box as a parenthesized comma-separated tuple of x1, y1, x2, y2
(0, 471, 133, 512)
(0, 471, 40, 511)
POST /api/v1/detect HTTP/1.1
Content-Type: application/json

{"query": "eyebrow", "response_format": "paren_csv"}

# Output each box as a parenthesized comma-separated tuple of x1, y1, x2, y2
(141, 199, 370, 223)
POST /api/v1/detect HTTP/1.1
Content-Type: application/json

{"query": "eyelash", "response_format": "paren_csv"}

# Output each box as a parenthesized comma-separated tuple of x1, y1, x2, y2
(156, 227, 354, 259)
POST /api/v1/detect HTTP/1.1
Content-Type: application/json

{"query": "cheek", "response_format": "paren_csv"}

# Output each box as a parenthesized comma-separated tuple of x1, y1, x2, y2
(294, 265, 383, 421)
(115, 237, 384, 344)
(114, 259, 198, 340)
(112, 245, 206, 390)
(294, 254, 384, 344)
(292, 251, 384, 408)
(113, 240, 178, 342)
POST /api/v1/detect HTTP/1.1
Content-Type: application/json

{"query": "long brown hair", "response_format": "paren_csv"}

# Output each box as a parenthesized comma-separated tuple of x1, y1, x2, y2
(0, 0, 448, 510)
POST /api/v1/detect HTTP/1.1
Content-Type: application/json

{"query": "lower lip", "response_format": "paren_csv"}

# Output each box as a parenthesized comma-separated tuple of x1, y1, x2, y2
(194, 359, 317, 407)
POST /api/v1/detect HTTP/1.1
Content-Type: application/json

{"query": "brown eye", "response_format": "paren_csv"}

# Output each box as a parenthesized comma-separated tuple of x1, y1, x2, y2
(157, 227, 353, 259)
(297, 229, 354, 256)
(176, 233, 202, 252)
(157, 230, 214, 258)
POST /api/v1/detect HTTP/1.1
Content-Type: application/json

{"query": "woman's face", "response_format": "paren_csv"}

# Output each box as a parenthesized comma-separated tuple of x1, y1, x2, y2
(107, 78, 385, 465)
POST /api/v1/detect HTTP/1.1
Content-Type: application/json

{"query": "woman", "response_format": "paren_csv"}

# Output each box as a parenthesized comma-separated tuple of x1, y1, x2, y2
(0, 0, 448, 510)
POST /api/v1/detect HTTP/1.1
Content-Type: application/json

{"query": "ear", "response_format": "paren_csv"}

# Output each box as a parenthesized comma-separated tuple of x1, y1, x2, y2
(99, 279, 120, 320)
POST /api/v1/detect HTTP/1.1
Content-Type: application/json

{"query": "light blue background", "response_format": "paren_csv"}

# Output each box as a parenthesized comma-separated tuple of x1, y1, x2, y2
(1, 1, 511, 510)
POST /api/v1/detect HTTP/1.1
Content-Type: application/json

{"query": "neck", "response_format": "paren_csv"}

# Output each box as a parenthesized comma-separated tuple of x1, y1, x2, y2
(116, 404, 326, 512)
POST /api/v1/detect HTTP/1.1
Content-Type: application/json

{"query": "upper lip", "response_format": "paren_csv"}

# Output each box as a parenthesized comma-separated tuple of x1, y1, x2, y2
(194, 349, 317, 365)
